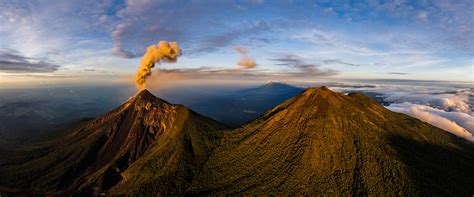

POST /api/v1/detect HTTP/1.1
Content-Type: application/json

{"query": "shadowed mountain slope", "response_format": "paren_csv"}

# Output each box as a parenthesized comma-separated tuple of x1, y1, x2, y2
(187, 87, 474, 195)
(0, 90, 226, 195)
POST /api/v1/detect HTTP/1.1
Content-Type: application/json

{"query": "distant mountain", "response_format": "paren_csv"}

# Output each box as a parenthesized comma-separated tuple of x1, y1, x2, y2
(0, 90, 225, 195)
(189, 82, 303, 127)
(238, 81, 302, 95)
(1, 87, 473, 195)
(188, 87, 474, 195)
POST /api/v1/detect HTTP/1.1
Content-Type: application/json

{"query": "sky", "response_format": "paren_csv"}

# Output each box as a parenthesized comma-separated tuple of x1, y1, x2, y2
(0, 0, 473, 87)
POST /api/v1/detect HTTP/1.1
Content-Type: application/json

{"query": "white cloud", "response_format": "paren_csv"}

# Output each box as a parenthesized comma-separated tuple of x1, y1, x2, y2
(387, 102, 474, 142)
(0, 0, 113, 57)
(330, 83, 473, 114)
(326, 81, 474, 142)
(384, 92, 471, 113)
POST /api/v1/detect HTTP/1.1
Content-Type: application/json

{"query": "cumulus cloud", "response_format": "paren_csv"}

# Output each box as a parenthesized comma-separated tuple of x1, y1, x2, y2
(235, 46, 256, 69)
(387, 102, 474, 142)
(384, 92, 471, 113)
(337, 83, 473, 114)
(326, 81, 474, 141)
(0, 48, 59, 73)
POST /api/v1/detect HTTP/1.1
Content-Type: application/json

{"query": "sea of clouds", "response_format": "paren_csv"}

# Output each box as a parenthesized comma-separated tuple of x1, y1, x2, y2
(326, 81, 474, 142)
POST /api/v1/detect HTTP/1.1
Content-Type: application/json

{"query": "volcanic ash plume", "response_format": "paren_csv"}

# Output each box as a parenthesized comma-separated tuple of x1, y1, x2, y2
(235, 47, 256, 69)
(136, 41, 181, 89)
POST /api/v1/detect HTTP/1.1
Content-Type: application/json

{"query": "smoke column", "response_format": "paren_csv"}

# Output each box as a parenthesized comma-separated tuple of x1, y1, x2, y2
(136, 41, 181, 89)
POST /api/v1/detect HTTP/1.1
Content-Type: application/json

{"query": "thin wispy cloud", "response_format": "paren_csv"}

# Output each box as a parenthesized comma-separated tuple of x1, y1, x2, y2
(0, 48, 59, 73)
(322, 59, 360, 67)
(386, 72, 411, 75)
(269, 54, 339, 77)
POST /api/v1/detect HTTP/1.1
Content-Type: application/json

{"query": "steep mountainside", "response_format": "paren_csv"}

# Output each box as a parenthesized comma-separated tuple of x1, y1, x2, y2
(1, 87, 473, 196)
(187, 87, 474, 195)
(0, 90, 226, 195)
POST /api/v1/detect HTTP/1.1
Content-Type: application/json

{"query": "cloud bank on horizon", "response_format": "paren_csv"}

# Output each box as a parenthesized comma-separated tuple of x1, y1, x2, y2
(327, 81, 474, 142)
(388, 102, 474, 142)
(0, 0, 472, 84)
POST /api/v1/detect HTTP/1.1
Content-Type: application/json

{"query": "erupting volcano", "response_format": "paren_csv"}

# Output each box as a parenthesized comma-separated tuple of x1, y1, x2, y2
(135, 41, 181, 89)
(1, 88, 473, 196)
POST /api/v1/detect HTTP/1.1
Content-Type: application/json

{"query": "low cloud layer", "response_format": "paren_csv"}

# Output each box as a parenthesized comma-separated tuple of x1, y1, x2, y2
(383, 91, 472, 113)
(388, 102, 474, 142)
(0, 48, 59, 73)
(327, 81, 474, 142)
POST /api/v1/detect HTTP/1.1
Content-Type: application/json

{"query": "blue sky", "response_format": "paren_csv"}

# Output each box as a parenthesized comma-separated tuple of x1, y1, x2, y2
(0, 0, 472, 86)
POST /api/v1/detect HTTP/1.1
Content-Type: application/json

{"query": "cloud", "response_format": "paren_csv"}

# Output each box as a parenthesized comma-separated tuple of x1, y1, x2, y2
(384, 92, 471, 113)
(235, 46, 256, 69)
(1, 0, 472, 81)
(292, 27, 450, 70)
(111, 23, 140, 59)
(322, 59, 360, 67)
(0, 0, 115, 57)
(416, 10, 429, 22)
(387, 102, 474, 142)
(0, 48, 59, 73)
(109, 1, 272, 58)
(351, 0, 474, 54)
(292, 29, 374, 55)
(139, 60, 338, 88)
(386, 72, 411, 75)
(189, 20, 272, 54)
(83, 68, 95, 71)
(269, 54, 339, 77)
(326, 81, 474, 141)
(332, 82, 472, 114)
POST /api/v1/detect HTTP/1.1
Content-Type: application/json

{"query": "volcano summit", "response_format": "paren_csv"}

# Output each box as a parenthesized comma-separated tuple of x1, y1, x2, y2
(1, 88, 473, 196)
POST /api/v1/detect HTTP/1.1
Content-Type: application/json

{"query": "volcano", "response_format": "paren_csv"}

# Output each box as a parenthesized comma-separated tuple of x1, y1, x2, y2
(0, 90, 226, 195)
(1, 88, 473, 196)
(187, 87, 474, 195)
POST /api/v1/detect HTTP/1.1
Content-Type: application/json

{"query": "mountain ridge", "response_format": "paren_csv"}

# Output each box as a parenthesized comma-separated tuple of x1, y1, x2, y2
(186, 87, 474, 195)
(1, 87, 473, 196)
(0, 89, 227, 195)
